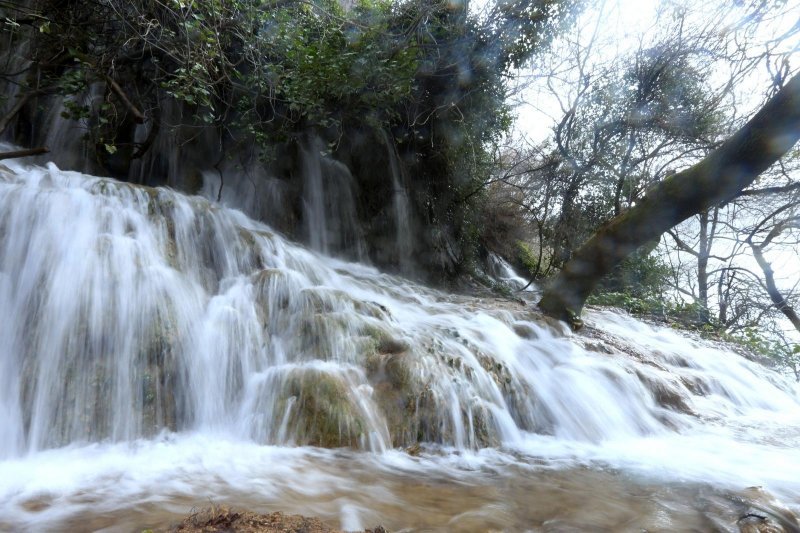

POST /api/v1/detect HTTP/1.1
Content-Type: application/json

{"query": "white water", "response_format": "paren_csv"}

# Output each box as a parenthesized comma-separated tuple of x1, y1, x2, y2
(384, 131, 414, 274)
(487, 252, 537, 293)
(300, 137, 366, 260)
(1, 155, 800, 530)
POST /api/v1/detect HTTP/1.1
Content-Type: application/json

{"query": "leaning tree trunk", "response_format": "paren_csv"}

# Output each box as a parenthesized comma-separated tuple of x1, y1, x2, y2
(539, 73, 800, 326)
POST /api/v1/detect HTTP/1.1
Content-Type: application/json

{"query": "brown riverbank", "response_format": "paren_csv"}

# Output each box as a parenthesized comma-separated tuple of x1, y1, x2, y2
(167, 506, 387, 533)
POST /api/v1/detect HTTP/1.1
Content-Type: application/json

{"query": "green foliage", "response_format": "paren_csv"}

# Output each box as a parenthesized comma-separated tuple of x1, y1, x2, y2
(587, 292, 712, 329)
(517, 241, 539, 274)
(587, 292, 668, 316)
(713, 328, 800, 378)
(587, 251, 706, 326)
(231, 0, 420, 144)
(14, 0, 576, 277)
(28, 0, 427, 145)
(596, 249, 671, 299)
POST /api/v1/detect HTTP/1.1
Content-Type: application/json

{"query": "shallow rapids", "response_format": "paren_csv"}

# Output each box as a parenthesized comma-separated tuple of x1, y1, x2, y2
(1, 155, 800, 531)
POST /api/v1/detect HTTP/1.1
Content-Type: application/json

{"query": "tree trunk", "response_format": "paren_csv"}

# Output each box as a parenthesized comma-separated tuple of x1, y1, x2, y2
(697, 209, 709, 320)
(0, 147, 49, 161)
(539, 73, 800, 326)
(750, 242, 800, 333)
(717, 267, 730, 326)
(696, 207, 719, 324)
(552, 177, 583, 265)
(0, 92, 32, 136)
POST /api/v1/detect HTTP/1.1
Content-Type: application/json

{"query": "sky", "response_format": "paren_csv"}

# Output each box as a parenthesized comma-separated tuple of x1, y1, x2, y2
(509, 0, 800, 141)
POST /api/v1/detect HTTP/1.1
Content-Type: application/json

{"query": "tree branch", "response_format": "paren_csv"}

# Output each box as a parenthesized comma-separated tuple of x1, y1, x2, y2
(738, 181, 800, 198)
(0, 147, 49, 160)
(105, 75, 146, 124)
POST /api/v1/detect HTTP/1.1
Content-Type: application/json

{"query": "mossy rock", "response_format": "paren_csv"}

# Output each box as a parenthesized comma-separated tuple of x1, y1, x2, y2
(366, 348, 495, 447)
(252, 268, 289, 297)
(365, 350, 421, 446)
(512, 322, 539, 340)
(137, 312, 182, 436)
(679, 374, 713, 396)
(360, 322, 408, 353)
(299, 287, 350, 314)
(294, 312, 353, 357)
(18, 300, 183, 447)
(353, 300, 392, 319)
(270, 368, 370, 448)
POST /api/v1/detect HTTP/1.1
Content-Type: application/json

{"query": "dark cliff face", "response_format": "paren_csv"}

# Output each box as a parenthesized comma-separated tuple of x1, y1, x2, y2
(1, 72, 465, 280)
(0, 0, 490, 283)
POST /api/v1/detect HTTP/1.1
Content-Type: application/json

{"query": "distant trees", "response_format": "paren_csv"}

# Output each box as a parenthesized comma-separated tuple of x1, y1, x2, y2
(537, 72, 800, 325)
(482, 2, 739, 283)
(474, 0, 800, 372)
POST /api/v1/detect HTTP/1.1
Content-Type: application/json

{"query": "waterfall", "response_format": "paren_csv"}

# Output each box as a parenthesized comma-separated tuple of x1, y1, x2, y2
(383, 132, 414, 273)
(300, 136, 366, 260)
(1, 154, 800, 530)
(487, 252, 536, 293)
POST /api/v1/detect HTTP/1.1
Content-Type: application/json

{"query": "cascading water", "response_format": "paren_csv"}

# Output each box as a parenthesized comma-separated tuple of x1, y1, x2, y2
(487, 252, 536, 293)
(383, 131, 414, 274)
(1, 152, 800, 531)
(300, 137, 366, 260)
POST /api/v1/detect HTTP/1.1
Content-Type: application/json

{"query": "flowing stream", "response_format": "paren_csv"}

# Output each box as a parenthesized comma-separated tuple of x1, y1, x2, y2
(1, 154, 800, 531)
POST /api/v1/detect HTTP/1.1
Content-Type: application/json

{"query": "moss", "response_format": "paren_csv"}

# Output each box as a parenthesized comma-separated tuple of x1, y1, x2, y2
(137, 306, 181, 435)
(475, 352, 513, 389)
(277, 369, 368, 448)
(252, 268, 290, 320)
(365, 349, 420, 446)
(295, 312, 354, 357)
(468, 403, 499, 448)
(299, 288, 340, 314)
(360, 322, 408, 354)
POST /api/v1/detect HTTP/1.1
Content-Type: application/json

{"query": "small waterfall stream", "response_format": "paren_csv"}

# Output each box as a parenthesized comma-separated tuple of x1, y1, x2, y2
(300, 137, 366, 260)
(1, 154, 800, 530)
(487, 252, 536, 293)
(383, 131, 414, 274)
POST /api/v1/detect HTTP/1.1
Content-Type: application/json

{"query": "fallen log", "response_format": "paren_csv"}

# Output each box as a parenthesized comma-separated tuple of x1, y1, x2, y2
(0, 147, 50, 161)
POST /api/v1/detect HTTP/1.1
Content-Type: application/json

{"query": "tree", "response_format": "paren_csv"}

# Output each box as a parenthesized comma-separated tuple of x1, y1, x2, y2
(538, 72, 800, 326)
(746, 202, 800, 333)
(487, 0, 754, 289)
(0, 0, 577, 278)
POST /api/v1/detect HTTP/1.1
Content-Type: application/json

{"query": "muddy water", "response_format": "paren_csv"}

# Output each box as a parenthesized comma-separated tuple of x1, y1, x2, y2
(2, 440, 793, 532)
(0, 443, 792, 531)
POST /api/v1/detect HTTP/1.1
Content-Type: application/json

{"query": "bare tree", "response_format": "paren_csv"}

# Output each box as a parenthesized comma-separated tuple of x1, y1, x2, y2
(538, 73, 800, 326)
